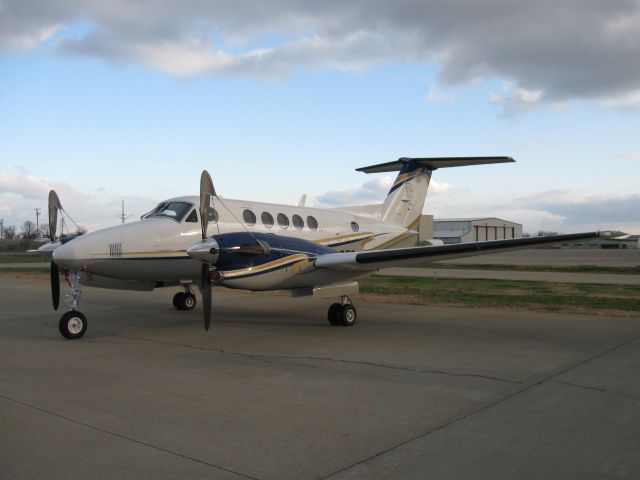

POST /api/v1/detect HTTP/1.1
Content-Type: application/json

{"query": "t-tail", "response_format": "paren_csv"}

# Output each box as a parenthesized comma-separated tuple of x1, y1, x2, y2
(356, 156, 515, 229)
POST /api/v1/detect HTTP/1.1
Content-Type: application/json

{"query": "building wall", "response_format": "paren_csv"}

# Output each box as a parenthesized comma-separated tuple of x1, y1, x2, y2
(434, 218, 523, 244)
(418, 215, 434, 243)
(466, 220, 523, 242)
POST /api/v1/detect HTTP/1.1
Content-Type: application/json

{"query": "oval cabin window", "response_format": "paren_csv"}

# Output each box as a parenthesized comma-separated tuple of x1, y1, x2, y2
(243, 209, 256, 226)
(307, 216, 318, 231)
(350, 221, 359, 232)
(277, 213, 289, 229)
(261, 212, 274, 228)
(292, 214, 304, 230)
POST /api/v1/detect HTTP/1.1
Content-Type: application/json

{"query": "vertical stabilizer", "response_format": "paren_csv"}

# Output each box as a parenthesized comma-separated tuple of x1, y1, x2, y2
(356, 156, 514, 229)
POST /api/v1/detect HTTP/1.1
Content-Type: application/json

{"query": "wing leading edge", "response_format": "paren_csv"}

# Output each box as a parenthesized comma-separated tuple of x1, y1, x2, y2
(314, 232, 606, 271)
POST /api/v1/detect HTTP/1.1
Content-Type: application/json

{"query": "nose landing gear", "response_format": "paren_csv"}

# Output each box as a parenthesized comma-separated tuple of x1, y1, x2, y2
(327, 296, 357, 327)
(58, 271, 87, 339)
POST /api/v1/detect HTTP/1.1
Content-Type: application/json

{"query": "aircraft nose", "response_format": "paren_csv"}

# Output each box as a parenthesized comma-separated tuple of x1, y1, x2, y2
(52, 239, 85, 270)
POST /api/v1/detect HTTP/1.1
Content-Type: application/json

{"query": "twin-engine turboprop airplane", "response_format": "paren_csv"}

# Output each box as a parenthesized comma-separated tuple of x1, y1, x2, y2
(38, 157, 605, 339)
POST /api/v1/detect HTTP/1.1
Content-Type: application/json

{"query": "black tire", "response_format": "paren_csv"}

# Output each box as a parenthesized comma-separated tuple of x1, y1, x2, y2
(59, 311, 87, 339)
(180, 292, 197, 310)
(327, 303, 342, 326)
(340, 304, 357, 327)
(172, 292, 184, 309)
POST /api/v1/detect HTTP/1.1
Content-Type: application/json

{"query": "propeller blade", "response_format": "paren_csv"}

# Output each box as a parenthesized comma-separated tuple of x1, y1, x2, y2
(198, 170, 217, 330)
(48, 190, 62, 241)
(201, 263, 212, 331)
(51, 261, 60, 310)
(199, 170, 216, 240)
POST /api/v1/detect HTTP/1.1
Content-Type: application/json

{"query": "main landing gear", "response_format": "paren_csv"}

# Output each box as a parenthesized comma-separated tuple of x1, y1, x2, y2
(327, 296, 357, 327)
(58, 271, 88, 339)
(173, 285, 197, 311)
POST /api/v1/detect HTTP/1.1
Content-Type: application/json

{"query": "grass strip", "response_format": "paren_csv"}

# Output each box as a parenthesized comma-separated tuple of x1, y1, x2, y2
(0, 267, 50, 274)
(0, 253, 47, 264)
(410, 262, 640, 275)
(360, 275, 640, 316)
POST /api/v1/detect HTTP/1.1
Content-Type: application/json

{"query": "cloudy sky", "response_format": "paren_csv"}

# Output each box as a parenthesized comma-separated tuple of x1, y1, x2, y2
(1, 0, 639, 234)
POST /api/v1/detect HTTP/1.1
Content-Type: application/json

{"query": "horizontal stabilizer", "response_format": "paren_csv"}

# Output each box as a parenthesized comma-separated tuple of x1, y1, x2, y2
(356, 156, 514, 174)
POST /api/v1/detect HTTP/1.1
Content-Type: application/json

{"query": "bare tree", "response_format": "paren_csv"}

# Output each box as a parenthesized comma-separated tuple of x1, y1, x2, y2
(21, 220, 37, 239)
(39, 224, 50, 239)
(4, 226, 16, 239)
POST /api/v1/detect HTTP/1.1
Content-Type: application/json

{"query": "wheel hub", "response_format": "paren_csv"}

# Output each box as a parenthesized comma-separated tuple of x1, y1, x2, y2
(67, 317, 84, 334)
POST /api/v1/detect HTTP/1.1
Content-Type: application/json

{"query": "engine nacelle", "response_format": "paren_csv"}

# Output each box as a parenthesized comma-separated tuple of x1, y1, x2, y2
(187, 232, 335, 271)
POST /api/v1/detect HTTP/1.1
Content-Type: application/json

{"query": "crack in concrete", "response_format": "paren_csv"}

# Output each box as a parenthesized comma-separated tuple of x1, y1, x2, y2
(560, 381, 640, 401)
(0, 393, 260, 480)
(104, 331, 520, 384)
(319, 333, 640, 480)
(226, 350, 521, 384)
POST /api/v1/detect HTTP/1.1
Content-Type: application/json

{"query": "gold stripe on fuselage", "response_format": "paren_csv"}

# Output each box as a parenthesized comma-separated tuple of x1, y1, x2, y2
(123, 250, 188, 255)
(222, 254, 309, 278)
(315, 232, 375, 245)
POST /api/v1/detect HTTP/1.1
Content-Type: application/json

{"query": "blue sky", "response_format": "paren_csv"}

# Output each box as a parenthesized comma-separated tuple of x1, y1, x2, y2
(1, 1, 639, 234)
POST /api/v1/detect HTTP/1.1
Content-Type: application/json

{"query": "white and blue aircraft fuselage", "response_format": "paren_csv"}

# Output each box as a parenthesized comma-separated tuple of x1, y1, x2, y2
(40, 157, 604, 339)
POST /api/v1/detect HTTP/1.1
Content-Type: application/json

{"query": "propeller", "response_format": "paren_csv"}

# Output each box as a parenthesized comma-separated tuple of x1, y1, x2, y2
(198, 170, 216, 331)
(48, 190, 63, 310)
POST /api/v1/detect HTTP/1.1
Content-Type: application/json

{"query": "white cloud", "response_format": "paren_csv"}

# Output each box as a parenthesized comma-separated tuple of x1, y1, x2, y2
(315, 176, 454, 208)
(614, 151, 640, 160)
(490, 83, 545, 117)
(0, 170, 52, 200)
(429, 180, 453, 195)
(4, 1, 640, 110)
(425, 85, 455, 103)
(316, 176, 393, 206)
(598, 89, 640, 108)
(0, 23, 62, 49)
(430, 189, 640, 234)
(0, 169, 156, 232)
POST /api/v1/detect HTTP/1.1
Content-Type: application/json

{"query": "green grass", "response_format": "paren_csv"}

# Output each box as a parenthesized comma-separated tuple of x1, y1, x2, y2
(410, 262, 640, 275)
(360, 275, 640, 316)
(0, 267, 49, 273)
(0, 253, 47, 263)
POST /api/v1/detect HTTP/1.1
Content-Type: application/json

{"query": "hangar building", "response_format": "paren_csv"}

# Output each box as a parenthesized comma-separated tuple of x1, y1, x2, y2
(433, 217, 523, 244)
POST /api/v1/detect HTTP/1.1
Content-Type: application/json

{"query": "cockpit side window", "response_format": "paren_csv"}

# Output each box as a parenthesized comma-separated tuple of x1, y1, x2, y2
(185, 209, 198, 223)
(153, 202, 193, 222)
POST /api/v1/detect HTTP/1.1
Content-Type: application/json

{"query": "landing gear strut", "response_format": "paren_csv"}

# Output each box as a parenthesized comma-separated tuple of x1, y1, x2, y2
(59, 271, 87, 339)
(173, 285, 197, 311)
(327, 295, 357, 327)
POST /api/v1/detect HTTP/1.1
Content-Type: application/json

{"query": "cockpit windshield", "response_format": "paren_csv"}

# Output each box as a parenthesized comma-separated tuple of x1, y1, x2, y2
(142, 202, 193, 222)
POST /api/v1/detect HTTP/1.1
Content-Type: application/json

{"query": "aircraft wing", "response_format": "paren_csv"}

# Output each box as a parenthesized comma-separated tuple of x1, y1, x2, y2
(314, 232, 605, 271)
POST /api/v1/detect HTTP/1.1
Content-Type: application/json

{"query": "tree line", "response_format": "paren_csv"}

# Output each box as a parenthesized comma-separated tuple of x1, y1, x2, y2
(0, 220, 86, 240)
